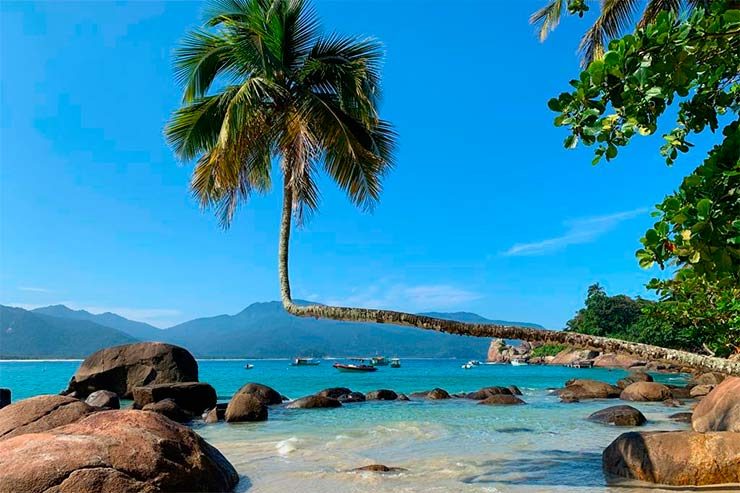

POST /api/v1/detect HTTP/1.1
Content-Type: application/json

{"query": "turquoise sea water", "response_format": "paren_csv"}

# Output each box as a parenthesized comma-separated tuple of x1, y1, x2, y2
(0, 359, 720, 492)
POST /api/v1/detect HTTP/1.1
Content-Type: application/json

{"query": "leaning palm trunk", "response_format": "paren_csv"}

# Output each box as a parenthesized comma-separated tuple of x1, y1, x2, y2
(279, 187, 740, 376)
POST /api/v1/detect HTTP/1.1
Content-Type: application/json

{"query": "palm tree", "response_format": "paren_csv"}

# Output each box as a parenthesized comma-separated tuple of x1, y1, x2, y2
(167, 0, 740, 375)
(531, 0, 710, 65)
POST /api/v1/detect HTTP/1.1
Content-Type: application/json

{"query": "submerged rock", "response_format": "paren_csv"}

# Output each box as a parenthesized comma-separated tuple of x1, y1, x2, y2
(0, 395, 96, 441)
(478, 394, 526, 405)
(396, 393, 410, 401)
(133, 382, 216, 416)
(351, 464, 407, 473)
(286, 395, 342, 409)
(620, 382, 672, 402)
(317, 387, 352, 399)
(692, 376, 740, 432)
(603, 430, 740, 486)
(466, 386, 512, 400)
(669, 412, 693, 424)
(225, 393, 268, 422)
(410, 388, 450, 400)
(588, 405, 646, 426)
(85, 390, 120, 409)
(232, 383, 283, 406)
(63, 342, 198, 399)
(366, 389, 398, 401)
(338, 391, 366, 403)
(0, 410, 239, 493)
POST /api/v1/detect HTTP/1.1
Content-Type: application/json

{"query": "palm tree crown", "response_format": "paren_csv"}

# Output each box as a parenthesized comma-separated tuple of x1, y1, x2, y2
(531, 0, 709, 65)
(166, 0, 395, 227)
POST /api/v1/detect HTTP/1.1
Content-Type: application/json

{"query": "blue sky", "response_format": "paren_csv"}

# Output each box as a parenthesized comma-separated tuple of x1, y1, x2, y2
(0, 1, 713, 328)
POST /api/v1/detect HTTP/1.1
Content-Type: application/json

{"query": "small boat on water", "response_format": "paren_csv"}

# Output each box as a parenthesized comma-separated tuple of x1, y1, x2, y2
(290, 357, 321, 366)
(390, 357, 401, 368)
(461, 362, 474, 369)
(510, 359, 528, 366)
(467, 360, 481, 366)
(244, 363, 254, 370)
(371, 356, 389, 366)
(333, 362, 377, 372)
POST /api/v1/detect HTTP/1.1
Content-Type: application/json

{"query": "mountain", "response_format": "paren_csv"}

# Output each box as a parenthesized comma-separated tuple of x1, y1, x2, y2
(0, 305, 138, 358)
(32, 304, 163, 340)
(161, 301, 543, 359)
(2, 302, 544, 359)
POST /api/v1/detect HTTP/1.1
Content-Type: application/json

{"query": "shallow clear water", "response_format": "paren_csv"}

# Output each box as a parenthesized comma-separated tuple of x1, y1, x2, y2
(0, 359, 727, 492)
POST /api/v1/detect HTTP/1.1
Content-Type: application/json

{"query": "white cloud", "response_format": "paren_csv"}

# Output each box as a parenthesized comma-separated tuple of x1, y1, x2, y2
(503, 207, 648, 256)
(18, 286, 53, 293)
(320, 282, 481, 312)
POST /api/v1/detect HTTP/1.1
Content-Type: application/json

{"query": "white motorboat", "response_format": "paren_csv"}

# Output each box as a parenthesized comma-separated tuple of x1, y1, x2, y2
(510, 359, 528, 366)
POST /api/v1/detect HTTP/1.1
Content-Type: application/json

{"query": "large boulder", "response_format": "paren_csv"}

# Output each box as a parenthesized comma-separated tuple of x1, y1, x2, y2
(85, 390, 120, 409)
(692, 376, 740, 432)
(603, 430, 740, 486)
(593, 353, 646, 369)
(286, 395, 342, 409)
(133, 382, 216, 416)
(231, 383, 282, 406)
(338, 392, 366, 403)
(556, 379, 620, 401)
(550, 348, 599, 366)
(64, 342, 198, 398)
(466, 386, 513, 400)
(620, 382, 672, 402)
(0, 395, 96, 441)
(588, 405, 646, 426)
(0, 388, 10, 409)
(689, 384, 715, 398)
(225, 393, 268, 422)
(691, 372, 727, 386)
(410, 388, 450, 400)
(142, 398, 191, 423)
(617, 371, 653, 389)
(478, 394, 526, 405)
(0, 410, 238, 493)
(366, 389, 398, 401)
(487, 339, 510, 363)
(317, 387, 352, 399)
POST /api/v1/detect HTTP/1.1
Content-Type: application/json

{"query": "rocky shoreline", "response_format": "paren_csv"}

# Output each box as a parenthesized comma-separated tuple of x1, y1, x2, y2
(1, 341, 738, 491)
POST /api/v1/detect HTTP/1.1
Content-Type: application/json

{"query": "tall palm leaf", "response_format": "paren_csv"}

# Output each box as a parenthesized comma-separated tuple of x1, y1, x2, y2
(531, 0, 707, 66)
(168, 0, 740, 375)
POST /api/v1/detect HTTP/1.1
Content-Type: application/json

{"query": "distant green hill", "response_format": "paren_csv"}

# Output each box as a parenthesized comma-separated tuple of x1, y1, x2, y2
(0, 305, 138, 358)
(2, 302, 543, 359)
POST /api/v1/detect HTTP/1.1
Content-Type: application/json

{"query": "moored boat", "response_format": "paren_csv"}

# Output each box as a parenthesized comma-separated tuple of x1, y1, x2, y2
(371, 356, 389, 366)
(290, 357, 321, 366)
(244, 363, 254, 370)
(390, 357, 401, 368)
(510, 359, 528, 366)
(333, 362, 377, 372)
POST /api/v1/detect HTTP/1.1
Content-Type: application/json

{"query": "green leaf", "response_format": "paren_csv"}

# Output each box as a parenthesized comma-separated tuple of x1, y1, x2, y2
(696, 198, 712, 219)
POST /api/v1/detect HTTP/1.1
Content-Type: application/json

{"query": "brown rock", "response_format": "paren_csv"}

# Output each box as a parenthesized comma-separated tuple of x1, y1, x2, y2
(557, 379, 621, 401)
(692, 376, 740, 432)
(410, 388, 450, 400)
(203, 403, 227, 423)
(620, 382, 672, 402)
(603, 430, 740, 486)
(231, 382, 283, 406)
(487, 339, 510, 363)
(692, 372, 727, 386)
(338, 392, 366, 403)
(142, 398, 190, 423)
(593, 353, 646, 369)
(351, 464, 407, 473)
(286, 395, 342, 409)
(85, 390, 120, 409)
(466, 386, 513, 400)
(317, 387, 352, 399)
(669, 385, 693, 399)
(0, 410, 238, 493)
(617, 371, 653, 389)
(588, 405, 646, 426)
(0, 395, 96, 441)
(225, 393, 268, 422)
(478, 394, 526, 405)
(396, 393, 410, 401)
(64, 342, 198, 399)
(366, 389, 398, 401)
(508, 385, 523, 395)
(669, 412, 693, 424)
(662, 398, 683, 408)
(689, 384, 715, 398)
(133, 382, 216, 415)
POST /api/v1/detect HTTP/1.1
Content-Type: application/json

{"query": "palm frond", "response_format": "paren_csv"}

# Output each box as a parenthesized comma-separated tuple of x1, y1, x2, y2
(639, 0, 682, 27)
(174, 29, 237, 102)
(530, 0, 564, 42)
(578, 0, 641, 66)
